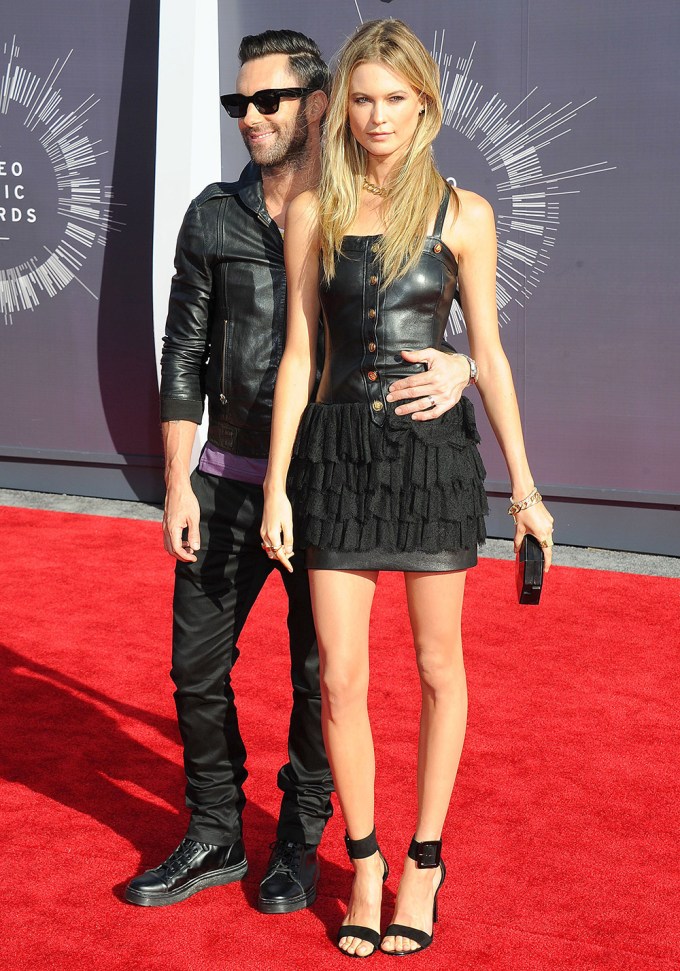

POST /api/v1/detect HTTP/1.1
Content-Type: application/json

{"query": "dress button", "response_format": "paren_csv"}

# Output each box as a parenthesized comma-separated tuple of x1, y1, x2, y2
(433, 242, 442, 254)
(371, 243, 379, 253)
(372, 400, 384, 412)
(368, 308, 376, 319)
(370, 274, 378, 285)
(367, 371, 378, 381)
(368, 341, 377, 353)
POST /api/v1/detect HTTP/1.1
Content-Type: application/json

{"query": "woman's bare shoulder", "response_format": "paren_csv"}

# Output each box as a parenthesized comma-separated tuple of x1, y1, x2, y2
(287, 189, 321, 226)
(450, 186, 494, 224)
(285, 191, 321, 266)
(444, 186, 496, 251)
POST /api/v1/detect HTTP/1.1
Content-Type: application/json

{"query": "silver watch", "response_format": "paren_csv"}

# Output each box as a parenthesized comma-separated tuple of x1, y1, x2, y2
(460, 353, 478, 386)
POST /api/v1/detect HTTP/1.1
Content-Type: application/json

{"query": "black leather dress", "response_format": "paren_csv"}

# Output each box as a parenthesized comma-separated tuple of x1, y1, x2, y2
(288, 187, 488, 571)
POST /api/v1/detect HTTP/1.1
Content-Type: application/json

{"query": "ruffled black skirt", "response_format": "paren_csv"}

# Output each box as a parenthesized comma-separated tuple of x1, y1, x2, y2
(288, 395, 489, 572)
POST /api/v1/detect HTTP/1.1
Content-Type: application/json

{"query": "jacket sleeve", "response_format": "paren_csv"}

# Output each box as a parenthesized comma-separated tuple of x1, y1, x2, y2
(159, 199, 213, 423)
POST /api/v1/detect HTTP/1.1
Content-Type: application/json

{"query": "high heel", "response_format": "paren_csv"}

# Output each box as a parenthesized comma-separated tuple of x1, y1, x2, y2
(381, 836, 446, 957)
(337, 826, 389, 959)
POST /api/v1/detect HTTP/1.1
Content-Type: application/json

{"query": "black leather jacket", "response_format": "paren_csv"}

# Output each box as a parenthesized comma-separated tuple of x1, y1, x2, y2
(160, 162, 300, 457)
(160, 164, 457, 455)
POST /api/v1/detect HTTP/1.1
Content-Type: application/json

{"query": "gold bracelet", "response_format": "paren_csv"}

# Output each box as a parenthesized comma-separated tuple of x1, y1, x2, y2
(507, 487, 542, 518)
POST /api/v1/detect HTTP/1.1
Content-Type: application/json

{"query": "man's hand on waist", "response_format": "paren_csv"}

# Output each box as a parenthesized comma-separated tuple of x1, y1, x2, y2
(386, 348, 472, 421)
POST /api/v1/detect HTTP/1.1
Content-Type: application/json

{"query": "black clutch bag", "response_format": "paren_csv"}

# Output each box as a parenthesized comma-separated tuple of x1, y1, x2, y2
(516, 534, 544, 605)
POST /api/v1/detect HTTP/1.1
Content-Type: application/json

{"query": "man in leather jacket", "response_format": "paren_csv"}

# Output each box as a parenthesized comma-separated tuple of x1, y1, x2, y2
(125, 29, 475, 914)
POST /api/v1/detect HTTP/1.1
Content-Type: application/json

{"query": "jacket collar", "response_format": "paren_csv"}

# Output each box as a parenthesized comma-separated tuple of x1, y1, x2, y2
(234, 162, 271, 225)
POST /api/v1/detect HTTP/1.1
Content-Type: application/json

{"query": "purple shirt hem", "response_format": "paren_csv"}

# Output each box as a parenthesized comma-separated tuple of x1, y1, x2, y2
(199, 443, 268, 485)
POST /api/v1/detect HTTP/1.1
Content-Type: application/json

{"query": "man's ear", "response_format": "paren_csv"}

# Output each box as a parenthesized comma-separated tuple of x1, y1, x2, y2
(307, 89, 328, 122)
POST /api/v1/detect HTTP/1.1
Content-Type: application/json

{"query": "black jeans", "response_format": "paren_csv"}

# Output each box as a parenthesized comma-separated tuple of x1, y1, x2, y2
(171, 469, 333, 847)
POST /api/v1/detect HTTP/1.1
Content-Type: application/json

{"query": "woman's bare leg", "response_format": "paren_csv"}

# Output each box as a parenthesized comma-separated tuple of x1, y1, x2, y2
(309, 568, 384, 957)
(381, 569, 467, 953)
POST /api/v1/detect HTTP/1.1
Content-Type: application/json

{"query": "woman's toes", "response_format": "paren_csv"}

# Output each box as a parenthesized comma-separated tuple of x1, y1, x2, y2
(347, 936, 363, 956)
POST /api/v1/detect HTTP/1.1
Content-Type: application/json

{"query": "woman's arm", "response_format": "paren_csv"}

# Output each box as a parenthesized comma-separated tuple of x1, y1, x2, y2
(261, 191, 321, 572)
(448, 190, 554, 568)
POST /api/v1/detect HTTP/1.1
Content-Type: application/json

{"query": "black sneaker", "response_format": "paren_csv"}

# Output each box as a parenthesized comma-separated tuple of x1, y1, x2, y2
(124, 836, 248, 907)
(257, 840, 319, 914)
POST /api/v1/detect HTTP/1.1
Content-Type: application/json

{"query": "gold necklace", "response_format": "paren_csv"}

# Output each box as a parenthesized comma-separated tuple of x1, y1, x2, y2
(362, 177, 388, 197)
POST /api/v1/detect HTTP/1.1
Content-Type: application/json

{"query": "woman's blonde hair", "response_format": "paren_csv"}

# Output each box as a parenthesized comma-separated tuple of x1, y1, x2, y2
(319, 19, 456, 288)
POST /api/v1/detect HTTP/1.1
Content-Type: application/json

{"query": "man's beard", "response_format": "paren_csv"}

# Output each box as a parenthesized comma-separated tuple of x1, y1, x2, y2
(242, 109, 309, 170)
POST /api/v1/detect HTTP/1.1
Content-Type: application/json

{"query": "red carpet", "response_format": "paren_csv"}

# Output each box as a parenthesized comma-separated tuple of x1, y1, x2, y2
(0, 505, 678, 970)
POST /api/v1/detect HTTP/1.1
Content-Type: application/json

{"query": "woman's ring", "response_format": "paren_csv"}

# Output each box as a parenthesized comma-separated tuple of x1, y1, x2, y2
(428, 395, 436, 408)
(261, 542, 283, 553)
(540, 538, 553, 549)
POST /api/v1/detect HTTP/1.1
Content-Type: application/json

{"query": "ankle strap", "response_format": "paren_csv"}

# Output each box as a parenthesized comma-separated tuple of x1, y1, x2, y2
(344, 826, 379, 860)
(408, 836, 442, 869)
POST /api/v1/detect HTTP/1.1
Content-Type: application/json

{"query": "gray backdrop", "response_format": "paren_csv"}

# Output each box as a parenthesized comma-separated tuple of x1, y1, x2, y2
(1, 1, 677, 552)
(0, 1, 162, 501)
(218, 0, 680, 553)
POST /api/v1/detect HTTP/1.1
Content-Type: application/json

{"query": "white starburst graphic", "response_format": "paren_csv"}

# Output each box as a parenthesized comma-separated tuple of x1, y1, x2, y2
(435, 34, 615, 331)
(349, 4, 616, 332)
(0, 36, 121, 325)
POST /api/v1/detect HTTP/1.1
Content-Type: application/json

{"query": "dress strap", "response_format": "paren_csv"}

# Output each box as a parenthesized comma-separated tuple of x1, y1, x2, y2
(432, 186, 451, 238)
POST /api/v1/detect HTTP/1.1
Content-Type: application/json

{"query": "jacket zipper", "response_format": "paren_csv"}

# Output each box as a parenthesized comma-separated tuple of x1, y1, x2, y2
(220, 318, 228, 404)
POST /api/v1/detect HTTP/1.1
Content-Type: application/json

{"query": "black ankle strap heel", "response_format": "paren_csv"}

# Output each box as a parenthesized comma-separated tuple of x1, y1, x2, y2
(337, 826, 389, 959)
(408, 835, 441, 868)
(381, 836, 447, 956)
(344, 825, 389, 882)
(344, 827, 384, 863)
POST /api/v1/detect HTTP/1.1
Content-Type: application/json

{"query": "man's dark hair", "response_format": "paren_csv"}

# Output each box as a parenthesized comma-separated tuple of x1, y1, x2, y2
(238, 29, 330, 94)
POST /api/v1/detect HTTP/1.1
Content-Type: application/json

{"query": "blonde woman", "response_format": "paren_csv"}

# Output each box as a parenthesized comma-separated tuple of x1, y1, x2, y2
(262, 18, 554, 959)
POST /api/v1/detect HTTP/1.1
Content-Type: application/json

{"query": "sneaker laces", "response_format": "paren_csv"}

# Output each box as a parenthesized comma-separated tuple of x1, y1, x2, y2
(159, 838, 202, 876)
(268, 839, 303, 875)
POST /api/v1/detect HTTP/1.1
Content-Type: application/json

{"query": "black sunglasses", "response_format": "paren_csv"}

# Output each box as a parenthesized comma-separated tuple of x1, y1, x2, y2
(220, 87, 314, 118)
